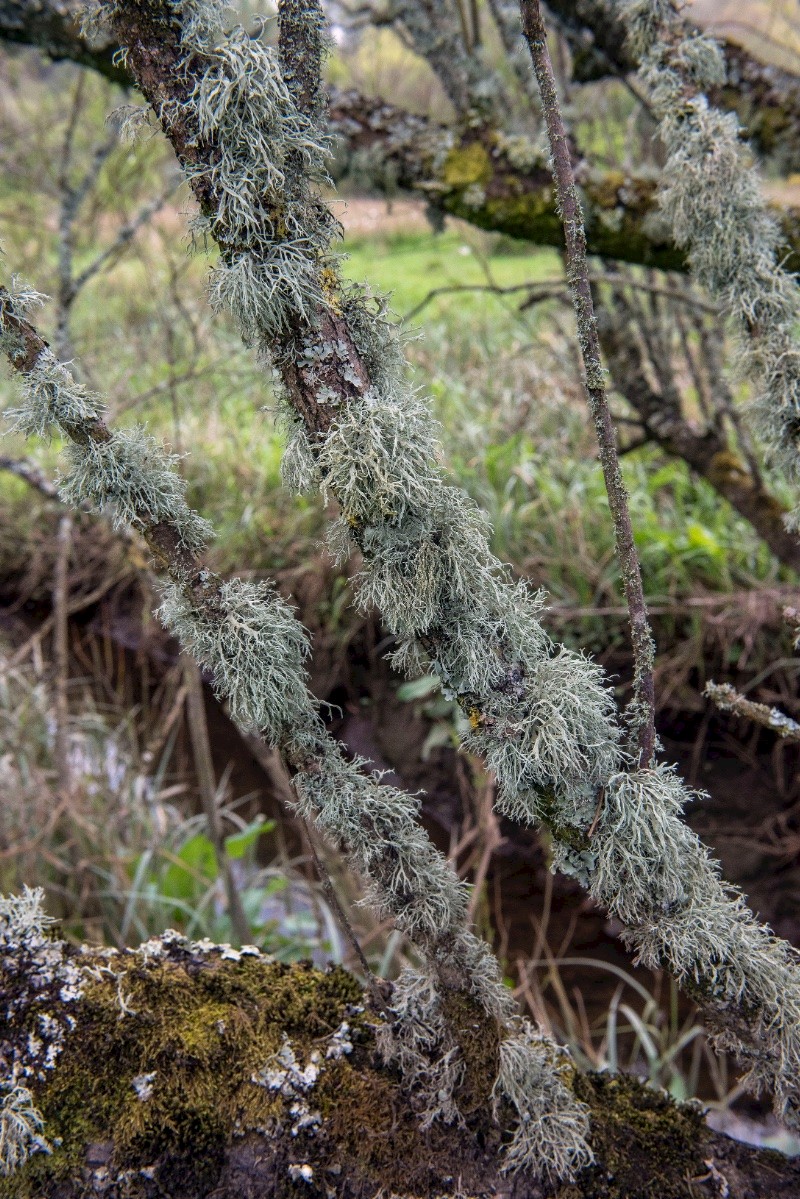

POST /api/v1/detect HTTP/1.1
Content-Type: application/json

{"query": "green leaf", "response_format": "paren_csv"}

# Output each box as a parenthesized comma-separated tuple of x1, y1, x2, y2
(224, 816, 274, 860)
(160, 833, 217, 902)
(397, 674, 440, 701)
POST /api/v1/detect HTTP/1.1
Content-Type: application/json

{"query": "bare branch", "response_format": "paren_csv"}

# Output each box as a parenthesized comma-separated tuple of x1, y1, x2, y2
(520, 0, 656, 766)
(705, 681, 800, 743)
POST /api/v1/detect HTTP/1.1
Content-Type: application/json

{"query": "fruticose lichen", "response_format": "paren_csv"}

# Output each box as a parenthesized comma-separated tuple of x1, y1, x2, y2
(94, 0, 800, 1140)
(0, 1085, 51, 1178)
(619, 0, 800, 525)
(0, 271, 590, 1179)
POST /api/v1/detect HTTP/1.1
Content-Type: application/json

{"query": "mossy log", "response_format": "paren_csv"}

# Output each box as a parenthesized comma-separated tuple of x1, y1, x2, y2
(2, 925, 799, 1199)
(327, 89, 800, 275)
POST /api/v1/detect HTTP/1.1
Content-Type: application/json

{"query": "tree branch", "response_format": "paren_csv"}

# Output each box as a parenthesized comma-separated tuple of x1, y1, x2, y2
(520, 0, 656, 766)
(705, 681, 800, 743)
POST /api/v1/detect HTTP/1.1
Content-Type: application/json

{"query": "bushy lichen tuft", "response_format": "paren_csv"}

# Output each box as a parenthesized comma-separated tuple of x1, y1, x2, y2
(169, 23, 334, 342)
(620, 0, 800, 513)
(589, 765, 700, 926)
(290, 745, 468, 942)
(58, 427, 213, 552)
(492, 1024, 591, 1179)
(4, 349, 104, 438)
(588, 765, 800, 1124)
(158, 577, 311, 740)
(0, 1083, 51, 1177)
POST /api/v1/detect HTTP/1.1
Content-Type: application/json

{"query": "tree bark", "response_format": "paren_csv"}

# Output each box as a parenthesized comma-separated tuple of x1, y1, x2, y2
(2, 926, 800, 1199)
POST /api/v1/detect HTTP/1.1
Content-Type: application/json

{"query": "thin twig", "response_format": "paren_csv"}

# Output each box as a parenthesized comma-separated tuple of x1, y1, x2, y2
(0, 455, 59, 498)
(704, 681, 800, 743)
(520, 0, 657, 767)
(403, 271, 718, 324)
(299, 815, 394, 1020)
(183, 655, 252, 946)
(53, 514, 73, 797)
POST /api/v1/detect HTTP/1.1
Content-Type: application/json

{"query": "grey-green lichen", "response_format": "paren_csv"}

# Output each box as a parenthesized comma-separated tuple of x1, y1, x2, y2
(4, 349, 103, 438)
(158, 577, 312, 740)
(0, 1085, 51, 1178)
(58, 428, 212, 551)
(619, 0, 800, 524)
(96, 0, 800, 1163)
(589, 765, 800, 1125)
(0, 277, 588, 1179)
(174, 23, 334, 343)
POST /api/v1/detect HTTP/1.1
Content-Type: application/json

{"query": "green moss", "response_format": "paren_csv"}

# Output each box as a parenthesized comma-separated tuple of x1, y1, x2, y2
(444, 189, 562, 245)
(0, 950, 368, 1197)
(439, 990, 500, 1116)
(568, 1072, 707, 1199)
(441, 141, 493, 189)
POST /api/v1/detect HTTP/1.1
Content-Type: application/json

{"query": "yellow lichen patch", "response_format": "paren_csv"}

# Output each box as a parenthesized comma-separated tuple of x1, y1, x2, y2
(320, 265, 343, 315)
(441, 142, 493, 190)
(468, 706, 482, 730)
(590, 170, 626, 210)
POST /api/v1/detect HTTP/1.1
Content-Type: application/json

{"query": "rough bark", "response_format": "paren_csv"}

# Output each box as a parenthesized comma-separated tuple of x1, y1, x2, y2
(1, 928, 799, 1199)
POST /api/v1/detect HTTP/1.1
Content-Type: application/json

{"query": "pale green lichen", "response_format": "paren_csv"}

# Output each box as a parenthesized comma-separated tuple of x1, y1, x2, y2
(94, 0, 800, 1167)
(169, 23, 333, 342)
(290, 744, 468, 942)
(493, 1025, 591, 1179)
(4, 349, 104, 438)
(58, 427, 212, 552)
(158, 577, 311, 740)
(619, 0, 800, 519)
(588, 765, 800, 1125)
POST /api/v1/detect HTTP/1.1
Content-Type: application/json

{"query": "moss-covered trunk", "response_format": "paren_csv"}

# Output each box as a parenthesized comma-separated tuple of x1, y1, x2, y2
(1, 922, 798, 1199)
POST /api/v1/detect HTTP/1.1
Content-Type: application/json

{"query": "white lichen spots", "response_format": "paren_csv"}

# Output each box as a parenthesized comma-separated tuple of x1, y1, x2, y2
(460, 183, 486, 210)
(1, 888, 83, 1079)
(254, 1038, 322, 1137)
(288, 1163, 314, 1184)
(256, 1037, 321, 1095)
(132, 1072, 157, 1101)
(0, 1083, 51, 1177)
(325, 1021, 353, 1060)
(289, 1104, 322, 1137)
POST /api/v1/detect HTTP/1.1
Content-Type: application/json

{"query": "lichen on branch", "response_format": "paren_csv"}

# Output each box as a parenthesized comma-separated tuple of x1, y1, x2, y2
(90, 0, 800, 1135)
